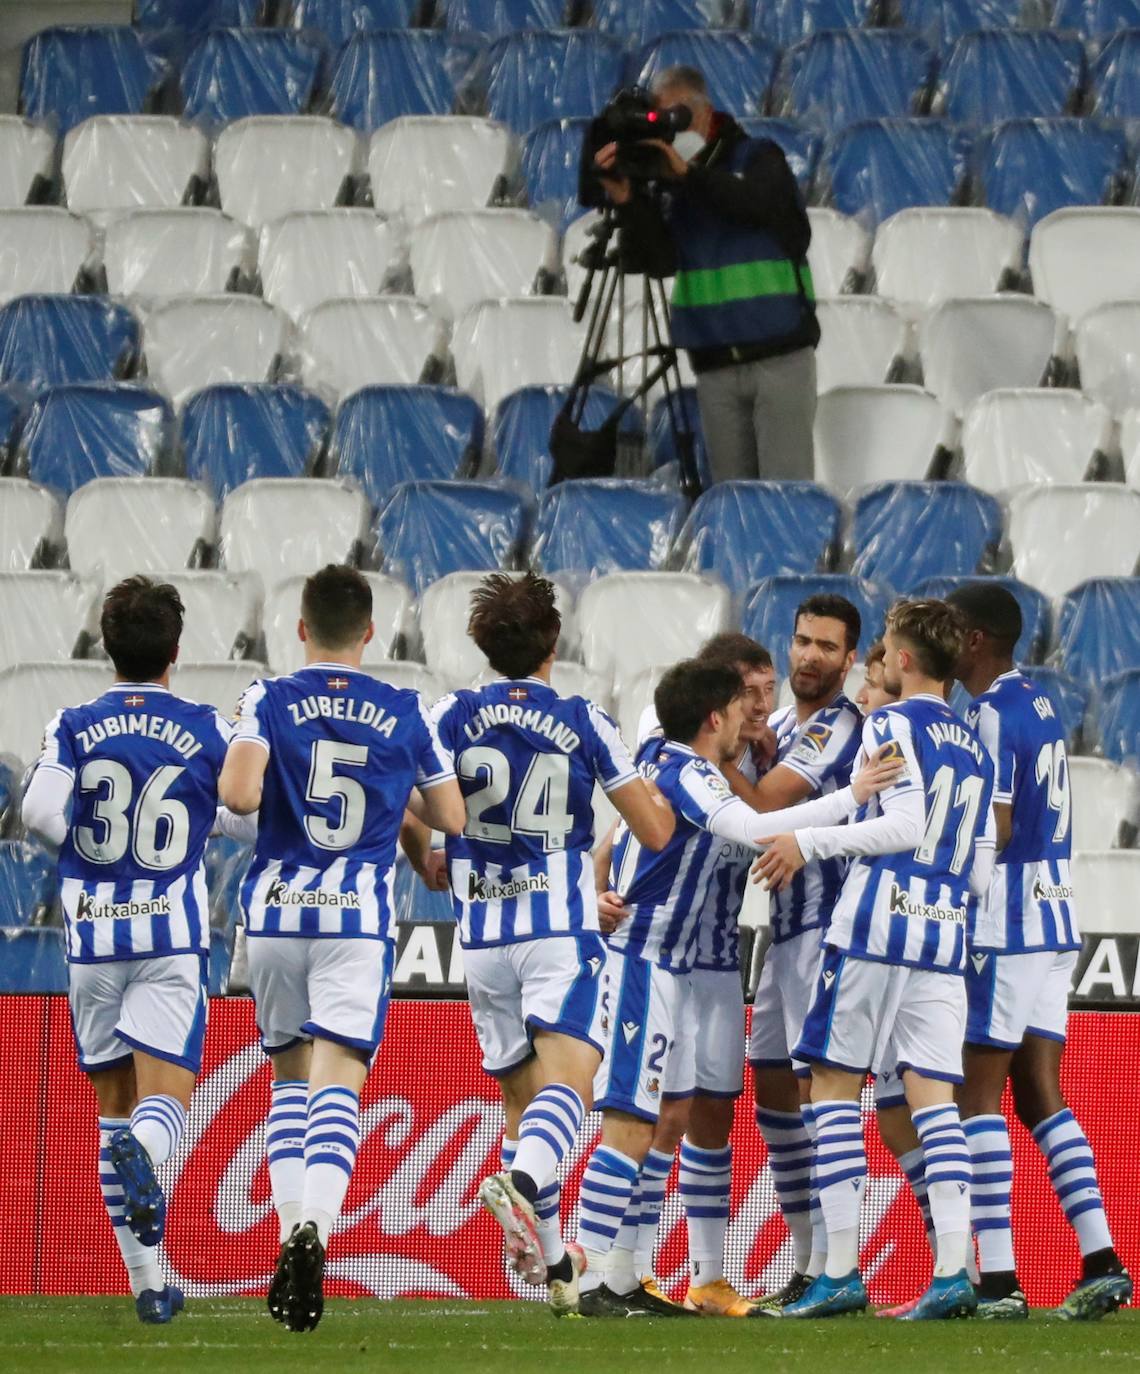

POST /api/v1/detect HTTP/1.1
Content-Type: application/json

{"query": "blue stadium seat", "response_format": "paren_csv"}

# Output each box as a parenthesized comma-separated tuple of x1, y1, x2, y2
(334, 386, 483, 504)
(1091, 29, 1140, 117)
(482, 31, 625, 134)
(1053, 0, 1140, 41)
(394, 854, 456, 922)
(204, 834, 250, 930)
(1020, 664, 1089, 750)
(938, 30, 1085, 123)
(182, 29, 325, 125)
(286, 0, 417, 47)
(900, 0, 1023, 55)
(635, 32, 779, 118)
(20, 383, 171, 496)
(0, 927, 67, 992)
(0, 387, 27, 466)
(753, 0, 872, 49)
(647, 388, 709, 490)
(531, 479, 686, 580)
(135, 0, 261, 31)
(913, 574, 1050, 663)
(775, 30, 936, 133)
(1099, 667, 1140, 765)
(494, 384, 640, 492)
(1055, 578, 1140, 683)
(444, 0, 565, 33)
(742, 573, 891, 676)
(976, 118, 1128, 230)
(521, 119, 590, 230)
(0, 296, 139, 392)
(593, 0, 731, 46)
(850, 481, 1002, 589)
(182, 384, 330, 501)
(822, 118, 970, 224)
(374, 479, 527, 595)
(682, 481, 841, 599)
(737, 118, 822, 194)
(20, 26, 168, 136)
(327, 31, 459, 130)
(0, 841, 57, 929)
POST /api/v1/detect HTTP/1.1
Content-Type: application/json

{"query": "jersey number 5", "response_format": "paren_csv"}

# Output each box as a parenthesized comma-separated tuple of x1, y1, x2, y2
(458, 747, 573, 852)
(305, 739, 368, 851)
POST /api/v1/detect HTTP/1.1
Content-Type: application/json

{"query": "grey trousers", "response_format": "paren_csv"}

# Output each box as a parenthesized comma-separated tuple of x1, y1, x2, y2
(694, 346, 818, 484)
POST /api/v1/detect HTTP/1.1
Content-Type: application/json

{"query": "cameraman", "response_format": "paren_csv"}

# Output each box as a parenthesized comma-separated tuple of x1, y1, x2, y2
(594, 67, 819, 486)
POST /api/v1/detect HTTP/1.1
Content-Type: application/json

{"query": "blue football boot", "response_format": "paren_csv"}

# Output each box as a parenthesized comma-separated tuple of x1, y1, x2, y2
(894, 1270, 977, 1320)
(109, 1128, 166, 1246)
(135, 1284, 184, 1325)
(782, 1270, 869, 1318)
(1054, 1270, 1133, 1321)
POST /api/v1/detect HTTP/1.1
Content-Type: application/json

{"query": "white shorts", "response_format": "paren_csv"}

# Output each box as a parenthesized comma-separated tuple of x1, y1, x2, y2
(463, 934, 606, 1077)
(594, 947, 684, 1123)
(966, 947, 1076, 1050)
(748, 926, 825, 1073)
(665, 967, 746, 1099)
(68, 953, 207, 1074)
(795, 946, 967, 1085)
(246, 934, 394, 1056)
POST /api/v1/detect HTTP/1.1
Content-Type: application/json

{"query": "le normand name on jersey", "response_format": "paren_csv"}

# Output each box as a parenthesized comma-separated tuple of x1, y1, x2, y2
(462, 702, 581, 754)
(286, 693, 399, 736)
(74, 714, 205, 759)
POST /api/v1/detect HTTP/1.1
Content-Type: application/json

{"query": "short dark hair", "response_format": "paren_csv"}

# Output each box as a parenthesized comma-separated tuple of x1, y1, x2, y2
(945, 583, 1022, 655)
(886, 598, 966, 681)
(468, 572, 561, 679)
(655, 659, 742, 745)
(794, 594, 862, 653)
(865, 639, 886, 669)
(699, 632, 773, 673)
(300, 564, 373, 650)
(101, 575, 184, 681)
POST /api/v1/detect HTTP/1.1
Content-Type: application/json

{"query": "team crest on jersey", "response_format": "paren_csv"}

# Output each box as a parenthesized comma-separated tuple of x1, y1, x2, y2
(645, 1076, 660, 1099)
(793, 721, 834, 757)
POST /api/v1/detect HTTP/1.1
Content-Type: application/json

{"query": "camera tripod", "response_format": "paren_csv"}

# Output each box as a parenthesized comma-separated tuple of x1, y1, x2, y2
(549, 207, 701, 500)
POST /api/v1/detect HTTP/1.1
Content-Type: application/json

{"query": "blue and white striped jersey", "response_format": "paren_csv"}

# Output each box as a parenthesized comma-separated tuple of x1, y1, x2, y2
(692, 746, 758, 973)
(767, 696, 862, 945)
(432, 678, 637, 949)
(826, 696, 995, 974)
(235, 664, 454, 940)
(965, 670, 1080, 953)
(33, 683, 231, 963)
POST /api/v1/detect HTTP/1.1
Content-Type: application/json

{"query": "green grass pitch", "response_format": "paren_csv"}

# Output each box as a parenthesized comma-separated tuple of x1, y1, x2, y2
(4, 1298, 1138, 1374)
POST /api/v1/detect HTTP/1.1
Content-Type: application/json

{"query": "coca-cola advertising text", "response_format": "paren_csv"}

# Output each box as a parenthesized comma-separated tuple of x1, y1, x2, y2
(3, 997, 1137, 1306)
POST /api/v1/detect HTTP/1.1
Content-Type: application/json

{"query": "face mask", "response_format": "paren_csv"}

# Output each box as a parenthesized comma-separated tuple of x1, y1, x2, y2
(672, 130, 706, 162)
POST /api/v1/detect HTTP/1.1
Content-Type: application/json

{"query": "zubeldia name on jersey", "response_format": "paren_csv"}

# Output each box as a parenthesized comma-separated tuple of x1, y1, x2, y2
(285, 692, 400, 736)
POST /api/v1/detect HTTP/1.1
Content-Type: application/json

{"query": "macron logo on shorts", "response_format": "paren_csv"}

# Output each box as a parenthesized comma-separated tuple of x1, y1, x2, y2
(622, 1020, 640, 1044)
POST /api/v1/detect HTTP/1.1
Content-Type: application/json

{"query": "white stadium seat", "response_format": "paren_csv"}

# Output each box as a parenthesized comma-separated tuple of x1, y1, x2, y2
(1072, 850, 1140, 935)
(0, 117, 55, 208)
(62, 116, 209, 217)
(296, 296, 445, 399)
(814, 297, 910, 392)
(550, 661, 613, 714)
(219, 478, 371, 593)
(615, 664, 665, 748)
(258, 210, 405, 322)
(960, 388, 1114, 493)
(0, 479, 63, 569)
(1008, 485, 1140, 598)
(814, 385, 949, 493)
(157, 570, 261, 664)
(142, 296, 289, 407)
(0, 572, 98, 673)
(0, 209, 94, 302)
(65, 478, 216, 582)
(171, 660, 266, 714)
(215, 117, 362, 230)
(451, 298, 584, 414)
(1029, 208, 1140, 322)
(0, 662, 112, 764)
(1074, 302, 1140, 415)
(362, 659, 445, 702)
(263, 572, 411, 674)
(806, 208, 871, 297)
(1068, 758, 1137, 851)
(918, 295, 1059, 415)
(872, 208, 1022, 314)
(103, 209, 256, 301)
(368, 116, 513, 228)
(409, 209, 557, 322)
(1123, 409, 1140, 489)
(577, 572, 729, 684)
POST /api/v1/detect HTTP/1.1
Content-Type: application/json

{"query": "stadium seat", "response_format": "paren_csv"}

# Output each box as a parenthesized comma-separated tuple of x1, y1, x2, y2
(850, 481, 1002, 588)
(332, 385, 483, 503)
(142, 296, 288, 408)
(737, 118, 821, 194)
(327, 32, 459, 131)
(1020, 663, 1089, 750)
(369, 117, 512, 229)
(65, 477, 215, 581)
(181, 383, 331, 499)
(1090, 28, 1140, 117)
(181, 29, 326, 125)
(0, 841, 57, 929)
(0, 117, 55, 209)
(258, 210, 405, 322)
(593, 0, 731, 45)
(451, 298, 584, 414)
(392, 852, 455, 924)
(919, 296, 1060, 416)
(754, 0, 872, 48)
(936, 30, 1085, 123)
(19, 383, 171, 496)
(374, 480, 528, 596)
(362, 659, 445, 700)
(520, 119, 590, 233)
(1068, 758, 1137, 851)
(103, 209, 256, 300)
(549, 661, 613, 712)
(481, 30, 625, 135)
(1009, 484, 1140, 598)
(814, 298, 911, 392)
(821, 118, 970, 228)
(578, 573, 728, 692)
(0, 210, 94, 303)
(215, 117, 361, 230)
(296, 296, 445, 398)
(1099, 669, 1140, 766)
(915, 573, 1050, 662)
(61, 116, 210, 218)
(634, 32, 778, 118)
(283, 0, 417, 47)
(0, 572, 98, 673)
(0, 927, 67, 993)
(0, 295, 139, 392)
(0, 660, 112, 763)
(531, 479, 685, 581)
(494, 384, 638, 492)
(156, 569, 261, 663)
(1028, 208, 1140, 322)
(0, 479, 63, 570)
(1124, 408, 1140, 487)
(443, 0, 563, 33)
(1055, 578, 1140, 682)
(806, 209, 871, 296)
(220, 478, 370, 592)
(0, 389, 26, 468)
(263, 572, 411, 673)
(613, 663, 668, 746)
(900, 0, 1024, 55)
(1053, 0, 1140, 40)
(679, 480, 841, 598)
(871, 209, 1023, 314)
(1074, 303, 1140, 414)
(409, 209, 557, 322)
(960, 388, 1114, 492)
(742, 573, 890, 675)
(976, 118, 1129, 231)
(775, 31, 936, 133)
(1072, 853, 1140, 938)
(172, 660, 266, 713)
(20, 26, 168, 136)
(814, 385, 948, 492)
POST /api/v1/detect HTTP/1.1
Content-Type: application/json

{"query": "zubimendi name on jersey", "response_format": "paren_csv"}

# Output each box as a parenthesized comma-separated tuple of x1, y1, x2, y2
(73, 713, 205, 760)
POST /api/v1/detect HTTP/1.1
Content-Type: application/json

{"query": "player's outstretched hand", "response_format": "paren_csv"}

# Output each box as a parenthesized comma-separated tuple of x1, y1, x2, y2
(597, 889, 627, 934)
(423, 849, 450, 893)
(750, 834, 804, 892)
(851, 745, 905, 804)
